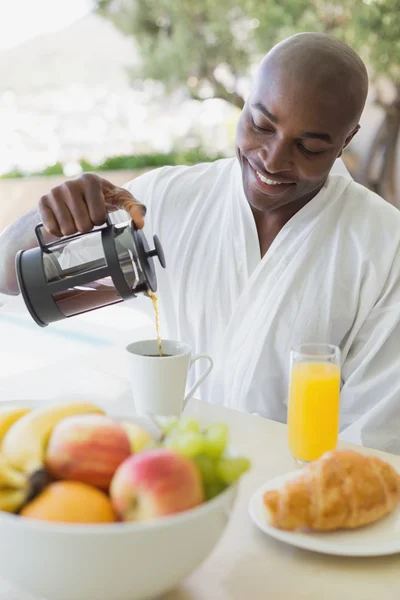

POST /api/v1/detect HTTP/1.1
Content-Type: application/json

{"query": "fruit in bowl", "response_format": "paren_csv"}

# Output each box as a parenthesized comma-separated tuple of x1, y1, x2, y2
(0, 399, 250, 600)
(0, 401, 250, 521)
(1, 402, 104, 475)
(0, 402, 107, 515)
(45, 414, 132, 490)
(157, 417, 251, 501)
(0, 472, 239, 600)
(121, 421, 153, 453)
(110, 448, 204, 521)
(20, 481, 117, 523)
(0, 453, 30, 513)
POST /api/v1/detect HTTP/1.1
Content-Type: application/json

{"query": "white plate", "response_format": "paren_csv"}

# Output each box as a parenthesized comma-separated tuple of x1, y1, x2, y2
(248, 470, 400, 557)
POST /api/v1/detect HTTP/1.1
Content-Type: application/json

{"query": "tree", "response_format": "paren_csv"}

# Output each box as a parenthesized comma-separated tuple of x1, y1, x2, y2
(347, 1, 399, 205)
(96, 0, 400, 204)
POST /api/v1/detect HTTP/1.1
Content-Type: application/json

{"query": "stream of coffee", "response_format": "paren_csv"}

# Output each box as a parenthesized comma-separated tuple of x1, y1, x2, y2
(147, 290, 163, 357)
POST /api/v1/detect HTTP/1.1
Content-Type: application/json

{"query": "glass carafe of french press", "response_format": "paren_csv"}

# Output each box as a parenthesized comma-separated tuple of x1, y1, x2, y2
(16, 217, 166, 327)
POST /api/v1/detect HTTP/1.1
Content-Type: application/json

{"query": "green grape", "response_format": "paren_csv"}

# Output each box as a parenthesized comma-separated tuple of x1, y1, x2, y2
(159, 417, 179, 435)
(203, 423, 229, 458)
(216, 457, 251, 484)
(177, 418, 200, 433)
(193, 454, 217, 484)
(204, 479, 227, 501)
(144, 440, 162, 451)
(165, 431, 205, 457)
(163, 432, 180, 450)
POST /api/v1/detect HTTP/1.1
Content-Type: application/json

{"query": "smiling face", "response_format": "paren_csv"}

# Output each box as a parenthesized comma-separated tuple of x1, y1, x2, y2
(235, 36, 367, 214)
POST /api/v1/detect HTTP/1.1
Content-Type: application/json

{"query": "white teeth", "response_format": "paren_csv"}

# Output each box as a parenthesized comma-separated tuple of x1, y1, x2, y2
(256, 171, 282, 185)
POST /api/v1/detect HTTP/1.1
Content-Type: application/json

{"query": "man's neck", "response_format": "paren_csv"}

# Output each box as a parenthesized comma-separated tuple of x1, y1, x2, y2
(252, 188, 323, 258)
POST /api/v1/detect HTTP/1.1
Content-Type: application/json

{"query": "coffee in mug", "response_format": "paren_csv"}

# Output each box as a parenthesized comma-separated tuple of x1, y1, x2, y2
(125, 339, 213, 417)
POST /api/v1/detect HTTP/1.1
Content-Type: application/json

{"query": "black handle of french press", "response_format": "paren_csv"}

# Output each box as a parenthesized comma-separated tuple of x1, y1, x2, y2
(35, 223, 49, 253)
(34, 215, 113, 253)
(146, 235, 166, 269)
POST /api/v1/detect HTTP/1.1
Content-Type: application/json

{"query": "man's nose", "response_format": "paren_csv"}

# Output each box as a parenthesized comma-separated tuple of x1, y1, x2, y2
(258, 140, 293, 173)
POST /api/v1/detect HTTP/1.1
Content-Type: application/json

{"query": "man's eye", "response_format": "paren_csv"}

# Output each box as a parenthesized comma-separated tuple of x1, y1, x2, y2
(250, 116, 273, 133)
(298, 144, 325, 156)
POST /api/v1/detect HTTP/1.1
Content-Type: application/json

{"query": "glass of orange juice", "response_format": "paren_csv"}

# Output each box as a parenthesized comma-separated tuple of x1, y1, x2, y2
(287, 343, 341, 463)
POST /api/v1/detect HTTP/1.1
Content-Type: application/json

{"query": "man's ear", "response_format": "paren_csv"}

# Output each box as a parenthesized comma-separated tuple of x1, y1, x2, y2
(337, 124, 361, 158)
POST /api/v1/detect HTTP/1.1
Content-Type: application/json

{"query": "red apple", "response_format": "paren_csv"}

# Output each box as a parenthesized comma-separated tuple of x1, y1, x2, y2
(45, 414, 132, 490)
(110, 448, 204, 521)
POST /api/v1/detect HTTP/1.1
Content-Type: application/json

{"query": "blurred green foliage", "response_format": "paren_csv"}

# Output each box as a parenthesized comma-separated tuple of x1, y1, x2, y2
(0, 168, 25, 179)
(0, 150, 225, 179)
(96, 0, 399, 107)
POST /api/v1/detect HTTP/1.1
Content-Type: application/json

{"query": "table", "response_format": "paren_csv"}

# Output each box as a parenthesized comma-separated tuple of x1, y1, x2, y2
(2, 401, 400, 600)
(174, 401, 400, 600)
(1, 300, 400, 600)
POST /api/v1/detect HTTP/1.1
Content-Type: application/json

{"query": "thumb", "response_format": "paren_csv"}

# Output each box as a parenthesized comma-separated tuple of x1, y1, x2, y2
(123, 199, 146, 230)
(103, 186, 146, 229)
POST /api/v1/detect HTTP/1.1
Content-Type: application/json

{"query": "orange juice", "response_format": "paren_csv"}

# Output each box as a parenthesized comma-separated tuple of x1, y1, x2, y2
(287, 361, 340, 462)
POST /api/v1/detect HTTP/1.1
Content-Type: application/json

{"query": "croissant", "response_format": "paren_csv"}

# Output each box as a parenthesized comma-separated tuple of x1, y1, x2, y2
(263, 450, 400, 531)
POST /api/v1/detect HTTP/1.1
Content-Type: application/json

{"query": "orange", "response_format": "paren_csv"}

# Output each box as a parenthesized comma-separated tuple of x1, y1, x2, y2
(20, 481, 117, 524)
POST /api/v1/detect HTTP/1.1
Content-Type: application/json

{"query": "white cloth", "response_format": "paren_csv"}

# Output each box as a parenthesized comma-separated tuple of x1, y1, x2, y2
(115, 157, 400, 455)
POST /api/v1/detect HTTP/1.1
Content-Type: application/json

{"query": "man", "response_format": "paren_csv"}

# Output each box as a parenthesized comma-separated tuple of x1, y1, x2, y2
(1, 33, 400, 453)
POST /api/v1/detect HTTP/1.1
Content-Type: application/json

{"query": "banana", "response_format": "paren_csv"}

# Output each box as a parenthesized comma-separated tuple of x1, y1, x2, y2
(0, 454, 29, 514)
(0, 490, 27, 513)
(1, 401, 104, 474)
(121, 421, 154, 453)
(0, 407, 31, 443)
(0, 454, 27, 490)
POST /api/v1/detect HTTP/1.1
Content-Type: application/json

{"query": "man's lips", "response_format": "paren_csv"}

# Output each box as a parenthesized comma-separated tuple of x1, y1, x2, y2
(247, 159, 295, 184)
(247, 161, 296, 194)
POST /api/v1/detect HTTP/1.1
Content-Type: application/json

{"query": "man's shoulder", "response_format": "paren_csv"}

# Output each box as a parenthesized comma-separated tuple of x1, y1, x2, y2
(123, 157, 237, 201)
(337, 176, 400, 230)
(110, 158, 238, 225)
(332, 176, 400, 264)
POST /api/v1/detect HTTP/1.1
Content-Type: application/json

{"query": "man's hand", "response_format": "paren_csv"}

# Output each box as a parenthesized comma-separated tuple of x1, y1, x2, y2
(38, 173, 146, 237)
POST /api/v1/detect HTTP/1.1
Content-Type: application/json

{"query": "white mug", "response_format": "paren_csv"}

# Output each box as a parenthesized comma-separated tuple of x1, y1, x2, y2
(125, 339, 213, 417)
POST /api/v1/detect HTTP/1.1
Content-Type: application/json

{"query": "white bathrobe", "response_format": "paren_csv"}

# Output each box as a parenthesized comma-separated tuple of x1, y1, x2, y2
(112, 157, 400, 454)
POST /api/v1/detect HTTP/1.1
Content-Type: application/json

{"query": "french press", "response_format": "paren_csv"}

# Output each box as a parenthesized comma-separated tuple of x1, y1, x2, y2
(15, 217, 166, 327)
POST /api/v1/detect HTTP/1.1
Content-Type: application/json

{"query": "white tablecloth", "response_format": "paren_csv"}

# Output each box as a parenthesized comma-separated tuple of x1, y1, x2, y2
(0, 293, 154, 391)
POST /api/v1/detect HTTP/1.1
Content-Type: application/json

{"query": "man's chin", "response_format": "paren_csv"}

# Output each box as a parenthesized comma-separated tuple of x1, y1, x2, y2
(244, 183, 294, 212)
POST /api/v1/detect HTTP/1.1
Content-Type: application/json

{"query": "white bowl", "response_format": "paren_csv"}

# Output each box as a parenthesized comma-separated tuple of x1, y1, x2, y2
(0, 400, 238, 600)
(0, 485, 237, 600)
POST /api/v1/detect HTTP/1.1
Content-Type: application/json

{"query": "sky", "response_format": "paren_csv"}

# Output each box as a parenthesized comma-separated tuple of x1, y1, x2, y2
(0, 0, 94, 50)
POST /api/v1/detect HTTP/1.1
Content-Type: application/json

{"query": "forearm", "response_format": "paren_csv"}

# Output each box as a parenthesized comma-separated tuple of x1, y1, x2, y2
(0, 208, 47, 295)
(0, 174, 145, 297)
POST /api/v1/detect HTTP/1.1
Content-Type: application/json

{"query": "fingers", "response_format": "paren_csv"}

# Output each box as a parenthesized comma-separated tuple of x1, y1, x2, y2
(48, 199, 75, 236)
(38, 173, 108, 237)
(103, 185, 146, 229)
(64, 185, 93, 233)
(38, 201, 62, 238)
(120, 197, 146, 229)
(39, 192, 75, 237)
(56, 181, 94, 234)
(37, 173, 146, 238)
(82, 174, 107, 226)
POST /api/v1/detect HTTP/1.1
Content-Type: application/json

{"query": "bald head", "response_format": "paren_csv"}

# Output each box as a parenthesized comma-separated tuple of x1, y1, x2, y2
(257, 33, 369, 127)
(236, 33, 369, 213)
